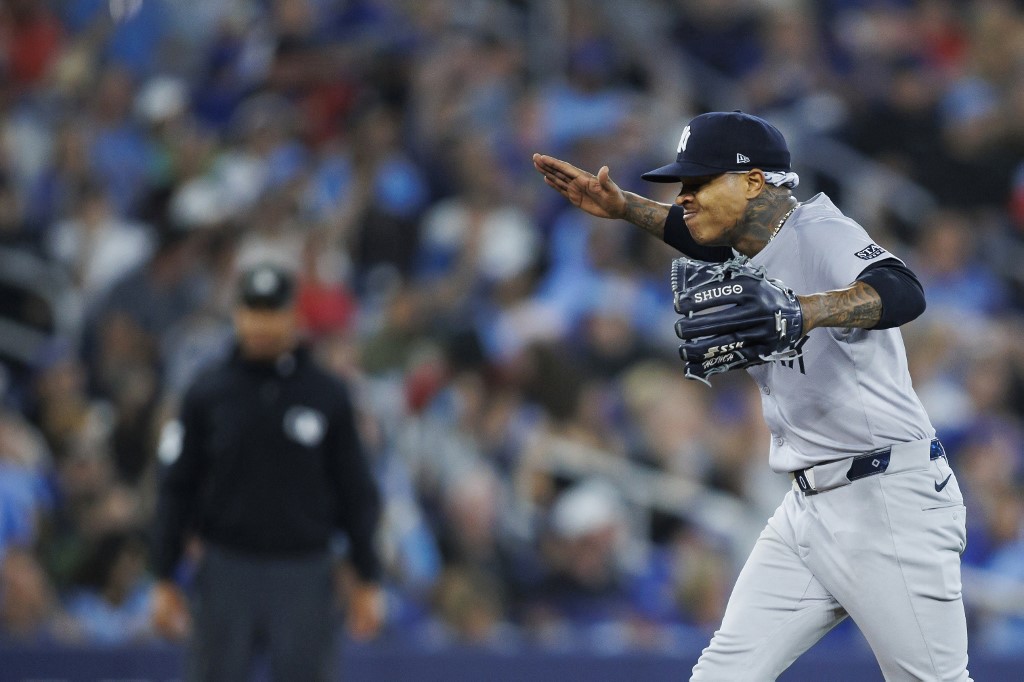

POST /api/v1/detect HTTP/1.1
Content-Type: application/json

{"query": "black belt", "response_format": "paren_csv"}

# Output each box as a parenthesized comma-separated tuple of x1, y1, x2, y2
(793, 438, 945, 495)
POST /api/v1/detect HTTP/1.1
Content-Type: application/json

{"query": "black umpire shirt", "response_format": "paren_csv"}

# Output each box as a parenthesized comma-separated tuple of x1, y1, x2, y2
(152, 345, 382, 582)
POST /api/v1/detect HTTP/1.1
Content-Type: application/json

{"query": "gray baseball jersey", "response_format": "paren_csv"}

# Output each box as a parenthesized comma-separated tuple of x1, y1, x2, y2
(690, 193, 971, 681)
(747, 193, 934, 473)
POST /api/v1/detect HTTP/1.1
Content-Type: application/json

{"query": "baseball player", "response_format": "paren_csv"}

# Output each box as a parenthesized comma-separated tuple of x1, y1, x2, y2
(533, 111, 970, 681)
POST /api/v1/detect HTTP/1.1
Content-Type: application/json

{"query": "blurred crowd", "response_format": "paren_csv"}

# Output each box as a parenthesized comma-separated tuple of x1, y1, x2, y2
(1, 0, 1023, 657)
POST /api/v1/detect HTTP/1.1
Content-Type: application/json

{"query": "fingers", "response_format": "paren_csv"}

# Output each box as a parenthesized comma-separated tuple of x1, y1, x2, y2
(163, 609, 191, 640)
(346, 608, 382, 641)
(533, 153, 573, 175)
(346, 585, 384, 641)
(152, 585, 191, 640)
(533, 153, 587, 185)
(534, 153, 626, 217)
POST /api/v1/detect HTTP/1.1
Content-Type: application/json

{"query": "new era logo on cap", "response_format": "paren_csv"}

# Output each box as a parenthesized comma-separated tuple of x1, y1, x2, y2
(642, 111, 792, 183)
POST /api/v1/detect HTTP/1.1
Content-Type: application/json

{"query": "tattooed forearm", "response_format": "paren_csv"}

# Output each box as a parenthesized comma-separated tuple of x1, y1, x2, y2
(797, 281, 882, 334)
(623, 193, 671, 238)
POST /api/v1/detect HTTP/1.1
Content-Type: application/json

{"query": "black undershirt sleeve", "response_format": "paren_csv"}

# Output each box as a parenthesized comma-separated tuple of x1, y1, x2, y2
(663, 204, 733, 262)
(855, 258, 926, 329)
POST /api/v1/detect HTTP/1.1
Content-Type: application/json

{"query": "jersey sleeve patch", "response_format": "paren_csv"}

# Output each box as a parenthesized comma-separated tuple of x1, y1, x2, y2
(854, 244, 886, 260)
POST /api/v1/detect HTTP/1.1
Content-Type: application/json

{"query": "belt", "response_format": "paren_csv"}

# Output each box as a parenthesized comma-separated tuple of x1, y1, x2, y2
(792, 438, 945, 496)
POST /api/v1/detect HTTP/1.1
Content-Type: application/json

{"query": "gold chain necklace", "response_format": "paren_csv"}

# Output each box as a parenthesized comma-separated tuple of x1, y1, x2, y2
(768, 202, 800, 243)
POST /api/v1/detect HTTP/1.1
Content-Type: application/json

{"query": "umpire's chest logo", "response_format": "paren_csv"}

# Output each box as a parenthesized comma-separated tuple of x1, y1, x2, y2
(854, 244, 886, 260)
(283, 406, 327, 447)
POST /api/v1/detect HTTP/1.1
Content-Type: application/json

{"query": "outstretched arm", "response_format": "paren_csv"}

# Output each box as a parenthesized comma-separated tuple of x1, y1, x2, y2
(532, 153, 672, 239)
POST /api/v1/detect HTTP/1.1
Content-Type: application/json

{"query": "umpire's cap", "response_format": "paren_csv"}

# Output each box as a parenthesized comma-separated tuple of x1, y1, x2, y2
(641, 111, 791, 182)
(237, 263, 296, 309)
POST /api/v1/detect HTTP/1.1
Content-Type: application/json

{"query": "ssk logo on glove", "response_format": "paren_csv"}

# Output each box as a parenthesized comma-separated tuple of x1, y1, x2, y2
(704, 341, 745, 359)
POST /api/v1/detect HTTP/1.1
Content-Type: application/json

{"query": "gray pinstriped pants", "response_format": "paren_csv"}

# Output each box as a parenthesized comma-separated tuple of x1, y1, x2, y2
(692, 438, 971, 681)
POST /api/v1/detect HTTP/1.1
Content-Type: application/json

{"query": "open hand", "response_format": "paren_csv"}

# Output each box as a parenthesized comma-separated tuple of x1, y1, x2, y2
(532, 153, 628, 220)
(346, 581, 384, 641)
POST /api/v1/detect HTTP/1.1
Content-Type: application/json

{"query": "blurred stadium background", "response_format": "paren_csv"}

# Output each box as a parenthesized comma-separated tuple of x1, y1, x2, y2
(1, 0, 1024, 679)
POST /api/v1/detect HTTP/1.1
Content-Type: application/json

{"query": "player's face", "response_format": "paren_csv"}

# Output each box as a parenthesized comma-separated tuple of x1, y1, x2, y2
(234, 306, 298, 360)
(674, 172, 755, 246)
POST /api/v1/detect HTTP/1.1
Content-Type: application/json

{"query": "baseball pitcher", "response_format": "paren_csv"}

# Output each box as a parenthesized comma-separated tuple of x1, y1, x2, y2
(534, 111, 970, 681)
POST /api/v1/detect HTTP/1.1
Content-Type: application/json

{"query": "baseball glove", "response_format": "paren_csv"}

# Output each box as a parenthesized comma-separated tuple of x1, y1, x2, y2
(671, 256, 804, 385)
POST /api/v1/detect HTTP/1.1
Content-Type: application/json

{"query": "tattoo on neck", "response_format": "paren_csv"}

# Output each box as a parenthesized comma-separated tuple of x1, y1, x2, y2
(745, 189, 796, 243)
(625, 195, 670, 238)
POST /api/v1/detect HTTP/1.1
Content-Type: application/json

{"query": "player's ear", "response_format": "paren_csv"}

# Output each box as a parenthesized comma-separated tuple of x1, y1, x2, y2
(743, 169, 767, 198)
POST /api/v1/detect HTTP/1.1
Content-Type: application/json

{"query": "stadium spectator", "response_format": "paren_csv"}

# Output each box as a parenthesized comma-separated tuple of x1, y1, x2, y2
(0, 548, 75, 644)
(64, 530, 154, 644)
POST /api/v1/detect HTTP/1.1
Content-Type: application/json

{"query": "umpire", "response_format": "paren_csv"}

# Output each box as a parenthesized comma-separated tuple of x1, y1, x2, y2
(151, 262, 383, 681)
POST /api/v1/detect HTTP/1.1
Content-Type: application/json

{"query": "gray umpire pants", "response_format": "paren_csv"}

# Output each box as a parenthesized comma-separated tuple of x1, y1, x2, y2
(691, 438, 972, 681)
(187, 545, 337, 682)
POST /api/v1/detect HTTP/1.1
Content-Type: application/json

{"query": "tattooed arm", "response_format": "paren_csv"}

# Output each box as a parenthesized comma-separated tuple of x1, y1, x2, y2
(798, 257, 927, 335)
(532, 153, 672, 234)
(798, 282, 883, 335)
(622, 193, 671, 239)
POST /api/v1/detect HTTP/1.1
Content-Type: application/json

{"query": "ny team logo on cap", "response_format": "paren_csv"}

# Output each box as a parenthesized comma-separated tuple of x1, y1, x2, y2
(678, 126, 691, 152)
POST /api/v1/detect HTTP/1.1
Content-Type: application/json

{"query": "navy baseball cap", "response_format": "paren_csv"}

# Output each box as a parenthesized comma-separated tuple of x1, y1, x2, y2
(641, 111, 791, 182)
(237, 263, 296, 309)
